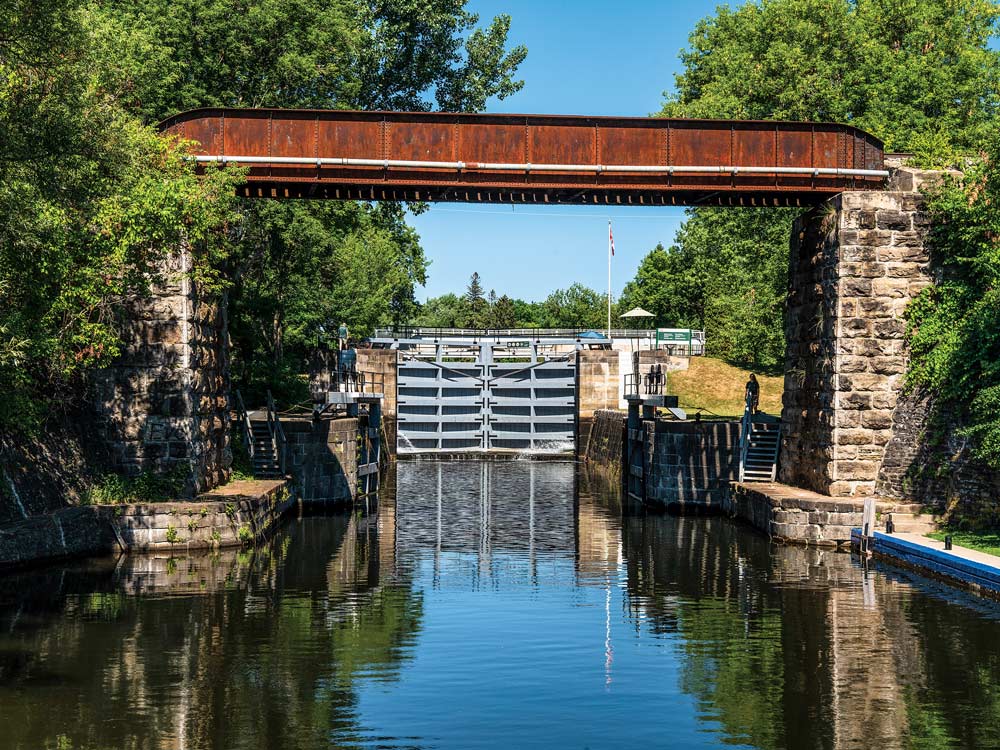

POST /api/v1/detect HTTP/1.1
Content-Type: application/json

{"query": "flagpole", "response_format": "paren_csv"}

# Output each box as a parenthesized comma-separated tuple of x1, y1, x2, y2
(607, 219, 612, 338)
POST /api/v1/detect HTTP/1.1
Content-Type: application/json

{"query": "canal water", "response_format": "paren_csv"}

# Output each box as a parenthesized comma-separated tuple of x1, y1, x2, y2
(2, 461, 1000, 749)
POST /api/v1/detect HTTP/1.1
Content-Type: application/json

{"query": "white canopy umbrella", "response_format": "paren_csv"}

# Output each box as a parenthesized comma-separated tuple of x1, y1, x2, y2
(618, 308, 655, 381)
(619, 307, 655, 349)
(619, 307, 654, 320)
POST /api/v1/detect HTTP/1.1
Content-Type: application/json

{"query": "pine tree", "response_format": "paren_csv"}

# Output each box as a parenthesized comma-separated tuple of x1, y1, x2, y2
(463, 272, 488, 328)
(465, 272, 485, 304)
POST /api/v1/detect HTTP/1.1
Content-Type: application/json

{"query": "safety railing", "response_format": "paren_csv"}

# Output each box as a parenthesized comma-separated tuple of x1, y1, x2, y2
(374, 326, 653, 339)
(234, 390, 255, 463)
(329, 368, 385, 396)
(624, 369, 666, 397)
(738, 392, 753, 483)
(624, 365, 666, 396)
(265, 390, 287, 476)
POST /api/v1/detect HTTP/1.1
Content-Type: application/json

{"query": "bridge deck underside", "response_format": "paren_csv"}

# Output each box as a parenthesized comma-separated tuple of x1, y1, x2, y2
(162, 108, 886, 206)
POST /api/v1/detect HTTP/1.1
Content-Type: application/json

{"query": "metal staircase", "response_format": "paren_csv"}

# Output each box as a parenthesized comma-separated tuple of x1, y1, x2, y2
(250, 421, 282, 478)
(234, 390, 286, 479)
(739, 395, 781, 482)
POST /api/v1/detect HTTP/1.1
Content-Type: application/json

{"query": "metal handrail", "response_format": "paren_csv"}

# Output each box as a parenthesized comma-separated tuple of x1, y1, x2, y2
(329, 367, 385, 395)
(234, 390, 255, 463)
(738, 392, 753, 483)
(266, 390, 287, 476)
(624, 366, 666, 396)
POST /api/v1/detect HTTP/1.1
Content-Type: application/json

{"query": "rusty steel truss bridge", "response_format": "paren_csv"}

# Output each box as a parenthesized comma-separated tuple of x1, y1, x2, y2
(160, 108, 887, 207)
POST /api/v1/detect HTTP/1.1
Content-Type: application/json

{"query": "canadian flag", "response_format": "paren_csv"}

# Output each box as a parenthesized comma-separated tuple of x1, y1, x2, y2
(609, 222, 615, 256)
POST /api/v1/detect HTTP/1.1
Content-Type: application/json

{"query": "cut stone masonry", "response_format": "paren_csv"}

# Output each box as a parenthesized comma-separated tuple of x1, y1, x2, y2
(781, 166, 935, 497)
(92, 246, 231, 494)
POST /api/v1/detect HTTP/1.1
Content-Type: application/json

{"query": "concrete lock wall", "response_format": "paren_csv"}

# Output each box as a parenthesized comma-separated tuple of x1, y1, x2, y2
(577, 350, 620, 456)
(584, 409, 626, 475)
(357, 348, 398, 455)
(91, 245, 231, 494)
(282, 416, 359, 505)
(644, 420, 740, 511)
(782, 165, 936, 498)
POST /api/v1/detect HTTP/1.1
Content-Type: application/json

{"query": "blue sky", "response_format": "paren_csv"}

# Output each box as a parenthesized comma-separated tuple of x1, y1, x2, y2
(408, 0, 723, 302)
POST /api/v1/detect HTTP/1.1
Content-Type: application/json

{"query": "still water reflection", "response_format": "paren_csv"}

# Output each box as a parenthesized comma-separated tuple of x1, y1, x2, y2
(2, 461, 1000, 749)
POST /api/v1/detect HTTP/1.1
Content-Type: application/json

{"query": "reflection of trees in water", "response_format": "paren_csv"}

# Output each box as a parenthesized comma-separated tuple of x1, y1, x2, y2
(0, 500, 423, 750)
(5, 465, 1000, 749)
(620, 512, 792, 749)
(614, 500, 1000, 750)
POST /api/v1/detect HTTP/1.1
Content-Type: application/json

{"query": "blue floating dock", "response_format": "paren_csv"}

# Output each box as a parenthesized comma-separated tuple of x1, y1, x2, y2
(853, 529, 1000, 597)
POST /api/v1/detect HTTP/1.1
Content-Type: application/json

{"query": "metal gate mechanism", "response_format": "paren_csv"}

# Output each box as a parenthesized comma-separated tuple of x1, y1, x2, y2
(372, 334, 607, 454)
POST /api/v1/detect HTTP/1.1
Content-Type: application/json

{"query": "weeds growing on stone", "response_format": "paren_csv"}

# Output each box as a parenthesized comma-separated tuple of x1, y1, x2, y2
(83, 464, 188, 505)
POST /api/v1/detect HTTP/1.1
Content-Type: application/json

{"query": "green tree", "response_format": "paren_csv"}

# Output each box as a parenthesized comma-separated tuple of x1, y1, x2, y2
(413, 293, 466, 328)
(95, 0, 527, 401)
(638, 0, 1000, 370)
(905, 142, 1000, 469)
(492, 295, 517, 329)
(462, 272, 488, 327)
(622, 211, 792, 367)
(664, 0, 1000, 154)
(465, 272, 485, 304)
(0, 0, 240, 430)
(351, 2, 527, 112)
(540, 284, 607, 330)
(100, 0, 527, 121)
(511, 298, 545, 328)
(620, 243, 707, 330)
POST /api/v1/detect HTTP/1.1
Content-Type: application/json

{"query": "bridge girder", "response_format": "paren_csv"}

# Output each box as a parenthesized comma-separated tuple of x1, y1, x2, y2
(160, 108, 887, 206)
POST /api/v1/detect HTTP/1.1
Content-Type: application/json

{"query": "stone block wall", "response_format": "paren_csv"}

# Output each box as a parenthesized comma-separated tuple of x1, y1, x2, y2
(113, 479, 292, 549)
(282, 416, 358, 505)
(728, 482, 868, 548)
(644, 419, 740, 510)
(91, 246, 231, 494)
(0, 479, 292, 569)
(876, 390, 1000, 523)
(577, 349, 620, 455)
(781, 168, 933, 497)
(584, 409, 625, 475)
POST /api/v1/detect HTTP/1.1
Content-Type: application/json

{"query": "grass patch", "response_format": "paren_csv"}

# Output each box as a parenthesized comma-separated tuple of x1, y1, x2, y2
(927, 530, 1000, 558)
(666, 357, 784, 419)
(83, 464, 188, 505)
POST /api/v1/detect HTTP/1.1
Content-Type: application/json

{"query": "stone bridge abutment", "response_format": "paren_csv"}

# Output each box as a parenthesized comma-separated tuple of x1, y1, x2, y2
(780, 164, 939, 497)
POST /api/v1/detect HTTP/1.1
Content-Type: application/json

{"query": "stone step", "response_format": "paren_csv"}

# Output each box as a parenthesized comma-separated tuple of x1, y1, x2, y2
(878, 513, 938, 534)
(884, 503, 930, 514)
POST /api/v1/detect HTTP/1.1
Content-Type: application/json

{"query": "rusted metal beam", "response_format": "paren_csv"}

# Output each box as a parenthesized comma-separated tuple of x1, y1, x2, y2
(160, 108, 887, 205)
